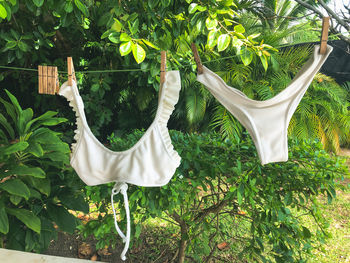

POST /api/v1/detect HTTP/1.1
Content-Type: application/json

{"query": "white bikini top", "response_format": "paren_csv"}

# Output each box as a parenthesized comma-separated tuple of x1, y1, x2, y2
(59, 71, 182, 260)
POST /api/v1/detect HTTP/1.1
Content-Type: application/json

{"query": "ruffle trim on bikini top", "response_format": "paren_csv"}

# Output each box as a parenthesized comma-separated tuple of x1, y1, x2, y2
(157, 71, 181, 163)
(58, 82, 84, 156)
(58, 70, 181, 165)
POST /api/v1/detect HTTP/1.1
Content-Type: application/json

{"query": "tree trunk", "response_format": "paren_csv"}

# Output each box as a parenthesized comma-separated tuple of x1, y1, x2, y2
(178, 238, 187, 263)
(172, 212, 188, 263)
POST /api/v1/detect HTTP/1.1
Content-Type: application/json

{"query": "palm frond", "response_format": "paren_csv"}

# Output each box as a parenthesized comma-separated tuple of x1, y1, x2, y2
(211, 105, 243, 143)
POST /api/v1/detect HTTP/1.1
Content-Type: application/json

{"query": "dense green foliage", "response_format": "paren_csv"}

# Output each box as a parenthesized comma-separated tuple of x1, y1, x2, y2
(0, 91, 88, 252)
(79, 129, 347, 262)
(0, 0, 276, 138)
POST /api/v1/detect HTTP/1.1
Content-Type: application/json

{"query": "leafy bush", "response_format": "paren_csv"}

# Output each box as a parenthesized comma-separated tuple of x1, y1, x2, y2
(79, 129, 347, 262)
(0, 90, 88, 252)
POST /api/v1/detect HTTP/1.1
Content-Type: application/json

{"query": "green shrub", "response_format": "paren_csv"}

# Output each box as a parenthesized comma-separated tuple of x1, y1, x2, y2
(80, 130, 347, 262)
(0, 90, 89, 252)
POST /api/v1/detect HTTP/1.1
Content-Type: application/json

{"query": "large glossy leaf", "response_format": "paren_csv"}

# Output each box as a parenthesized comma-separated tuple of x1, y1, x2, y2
(18, 108, 33, 136)
(28, 177, 50, 196)
(0, 206, 9, 234)
(0, 179, 31, 200)
(10, 195, 22, 205)
(205, 17, 217, 30)
(47, 204, 77, 234)
(0, 112, 15, 139)
(74, 0, 88, 16)
(5, 89, 22, 115)
(41, 142, 70, 153)
(132, 43, 146, 64)
(0, 4, 7, 19)
(259, 54, 268, 71)
(3, 142, 29, 155)
(6, 208, 41, 234)
(207, 30, 219, 48)
(119, 41, 132, 56)
(217, 34, 230, 52)
(234, 24, 245, 33)
(25, 111, 58, 131)
(59, 191, 89, 213)
(0, 97, 17, 124)
(9, 165, 46, 178)
(30, 128, 62, 144)
(25, 142, 44, 157)
(240, 47, 253, 66)
(188, 3, 198, 14)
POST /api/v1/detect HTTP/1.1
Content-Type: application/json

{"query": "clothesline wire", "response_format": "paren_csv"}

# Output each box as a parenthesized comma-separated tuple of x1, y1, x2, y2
(0, 54, 241, 74)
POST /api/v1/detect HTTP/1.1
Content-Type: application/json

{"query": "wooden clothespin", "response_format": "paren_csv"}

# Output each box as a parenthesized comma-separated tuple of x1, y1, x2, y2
(320, 17, 330, 54)
(38, 65, 59, 95)
(159, 51, 167, 97)
(67, 57, 76, 86)
(191, 43, 203, 74)
(160, 51, 167, 85)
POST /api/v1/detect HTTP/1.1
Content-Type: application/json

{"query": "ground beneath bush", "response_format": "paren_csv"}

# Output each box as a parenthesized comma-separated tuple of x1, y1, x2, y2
(43, 225, 179, 263)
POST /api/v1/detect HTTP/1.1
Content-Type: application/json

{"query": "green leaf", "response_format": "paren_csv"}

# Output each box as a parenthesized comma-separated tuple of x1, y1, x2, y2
(302, 226, 311, 238)
(141, 39, 159, 50)
(59, 192, 89, 213)
(3, 142, 29, 155)
(0, 4, 7, 19)
(18, 41, 29, 52)
(10, 165, 46, 178)
(120, 33, 131, 42)
(207, 30, 219, 48)
(64, 1, 74, 13)
(205, 17, 217, 30)
(25, 111, 58, 131)
(217, 34, 230, 52)
(47, 204, 77, 234)
(32, 0, 44, 7)
(10, 195, 22, 205)
(29, 177, 50, 196)
(119, 41, 132, 56)
(108, 33, 119, 43)
(132, 43, 146, 64)
(188, 3, 198, 14)
(74, 0, 88, 16)
(0, 206, 9, 234)
(259, 54, 268, 71)
(0, 113, 15, 139)
(7, 208, 41, 234)
(18, 108, 33, 135)
(5, 41, 16, 49)
(5, 89, 22, 115)
(234, 24, 245, 33)
(111, 18, 123, 32)
(0, 179, 31, 200)
(0, 96, 17, 123)
(240, 47, 253, 66)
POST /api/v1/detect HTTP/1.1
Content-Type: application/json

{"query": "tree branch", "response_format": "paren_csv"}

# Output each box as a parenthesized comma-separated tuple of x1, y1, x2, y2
(318, 0, 350, 31)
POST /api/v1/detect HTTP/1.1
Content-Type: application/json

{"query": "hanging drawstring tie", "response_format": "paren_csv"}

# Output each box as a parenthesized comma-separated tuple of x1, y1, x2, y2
(111, 182, 130, 261)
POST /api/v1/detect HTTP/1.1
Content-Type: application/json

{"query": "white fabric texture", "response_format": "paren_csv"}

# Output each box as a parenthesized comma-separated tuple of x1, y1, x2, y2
(197, 45, 333, 165)
(59, 70, 182, 260)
